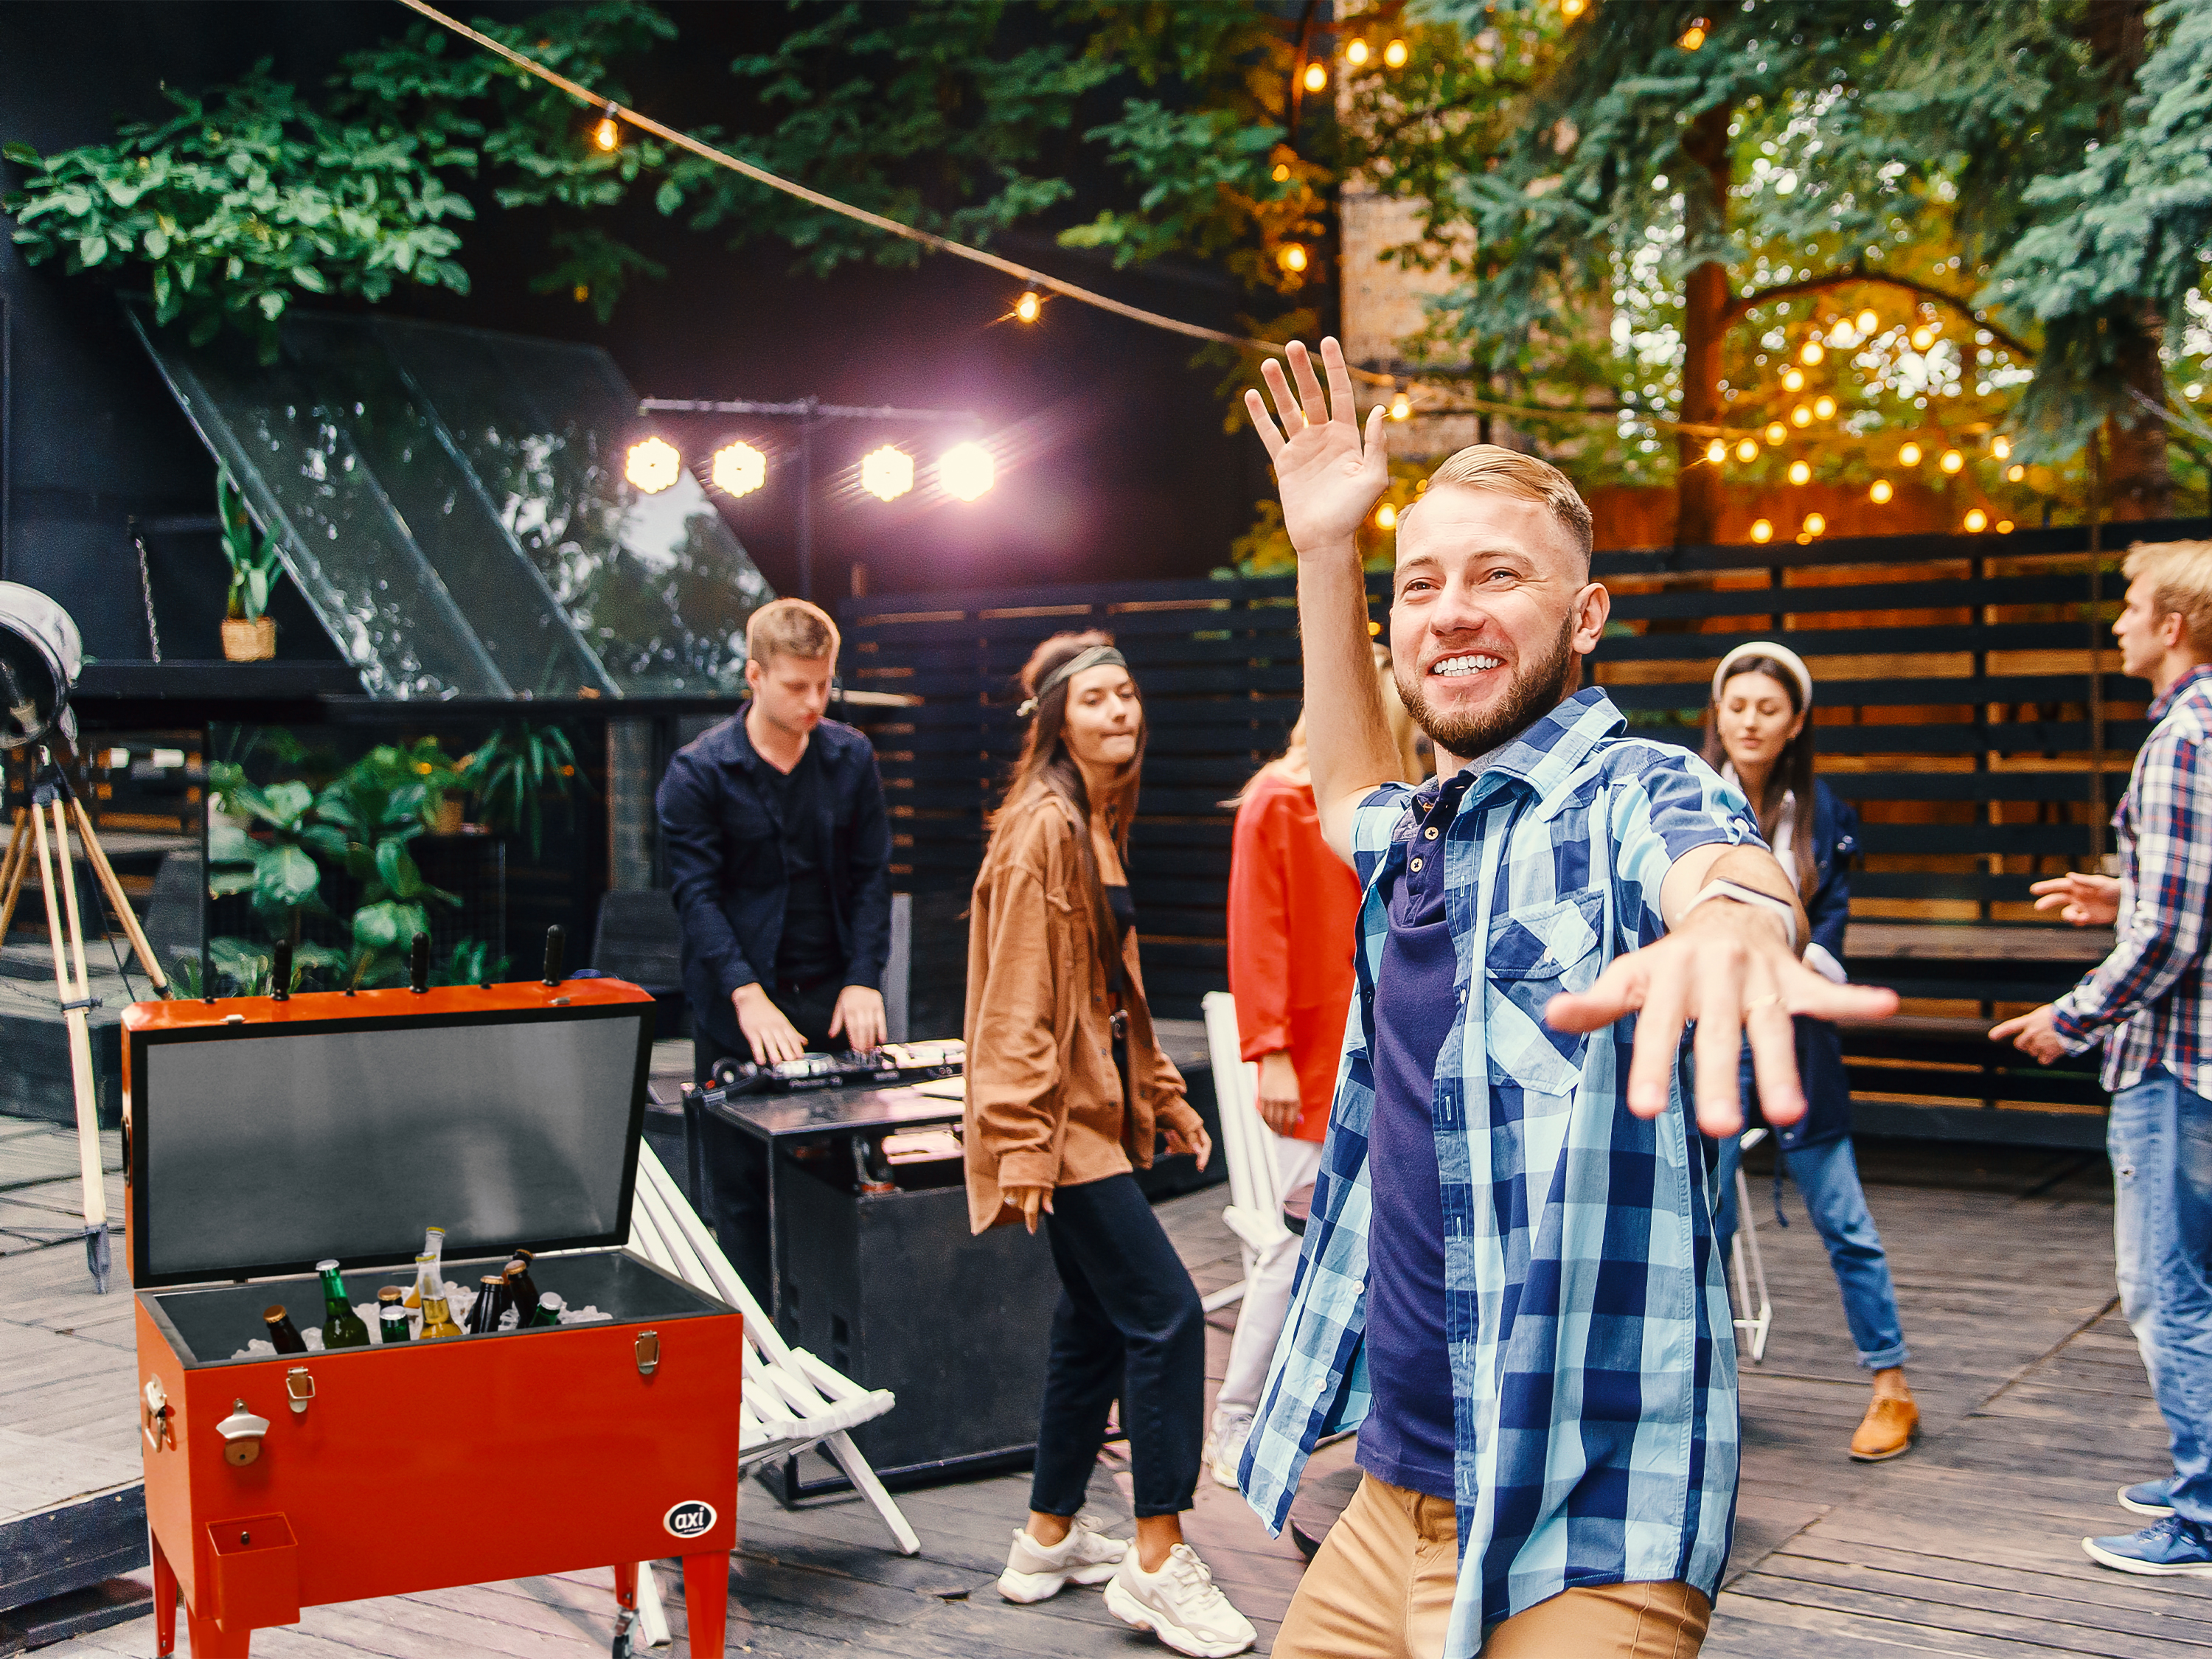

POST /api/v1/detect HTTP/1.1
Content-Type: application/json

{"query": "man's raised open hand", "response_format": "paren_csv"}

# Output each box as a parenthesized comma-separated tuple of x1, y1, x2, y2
(1245, 338, 1389, 554)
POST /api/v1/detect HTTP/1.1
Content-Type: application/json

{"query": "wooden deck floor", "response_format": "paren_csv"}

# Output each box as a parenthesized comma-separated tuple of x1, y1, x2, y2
(7, 1119, 2208, 1657)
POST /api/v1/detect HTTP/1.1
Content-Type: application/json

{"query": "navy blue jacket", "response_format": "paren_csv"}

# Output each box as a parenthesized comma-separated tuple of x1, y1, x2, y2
(1740, 777, 1859, 1150)
(656, 714, 892, 1054)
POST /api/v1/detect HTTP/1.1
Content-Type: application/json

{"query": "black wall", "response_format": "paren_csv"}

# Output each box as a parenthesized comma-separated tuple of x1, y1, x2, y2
(0, 1, 1271, 661)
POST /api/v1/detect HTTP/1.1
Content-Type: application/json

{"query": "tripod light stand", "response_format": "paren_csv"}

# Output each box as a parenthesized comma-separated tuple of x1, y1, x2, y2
(1, 581, 170, 1292)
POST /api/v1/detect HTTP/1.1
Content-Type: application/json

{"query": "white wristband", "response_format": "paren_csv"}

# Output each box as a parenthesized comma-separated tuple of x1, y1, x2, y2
(1681, 878, 1798, 950)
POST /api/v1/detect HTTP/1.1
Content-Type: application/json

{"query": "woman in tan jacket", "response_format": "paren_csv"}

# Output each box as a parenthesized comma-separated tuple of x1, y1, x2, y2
(966, 630, 1255, 1658)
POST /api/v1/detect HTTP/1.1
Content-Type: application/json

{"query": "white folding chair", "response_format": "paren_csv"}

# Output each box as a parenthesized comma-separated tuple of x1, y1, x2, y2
(612, 1145, 920, 1644)
(1201, 990, 1292, 1315)
(1730, 1127, 1774, 1363)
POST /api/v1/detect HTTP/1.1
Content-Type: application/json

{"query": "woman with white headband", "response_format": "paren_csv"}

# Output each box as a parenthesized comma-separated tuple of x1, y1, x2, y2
(1705, 641, 1919, 1464)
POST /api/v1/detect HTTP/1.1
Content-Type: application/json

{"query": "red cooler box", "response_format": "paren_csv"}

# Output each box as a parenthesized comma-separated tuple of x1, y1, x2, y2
(122, 978, 743, 1658)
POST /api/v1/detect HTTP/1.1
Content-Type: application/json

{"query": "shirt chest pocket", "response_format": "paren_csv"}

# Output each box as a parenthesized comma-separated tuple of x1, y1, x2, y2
(721, 791, 788, 888)
(1482, 891, 1605, 1096)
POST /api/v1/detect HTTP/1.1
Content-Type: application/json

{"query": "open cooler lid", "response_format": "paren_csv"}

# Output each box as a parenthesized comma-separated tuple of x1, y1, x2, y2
(121, 980, 654, 1289)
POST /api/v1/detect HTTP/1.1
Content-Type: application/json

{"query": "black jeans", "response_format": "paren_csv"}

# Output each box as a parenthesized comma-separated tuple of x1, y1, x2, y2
(1030, 1172, 1206, 1520)
(693, 978, 842, 1309)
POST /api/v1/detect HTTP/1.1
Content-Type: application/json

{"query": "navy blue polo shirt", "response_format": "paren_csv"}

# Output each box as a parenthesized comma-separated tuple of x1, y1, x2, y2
(1357, 768, 1475, 1500)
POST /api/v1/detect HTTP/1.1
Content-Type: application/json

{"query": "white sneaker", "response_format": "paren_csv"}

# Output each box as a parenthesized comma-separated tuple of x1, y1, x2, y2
(1204, 1406, 1254, 1489)
(997, 1520, 1130, 1603)
(1104, 1543, 1256, 1658)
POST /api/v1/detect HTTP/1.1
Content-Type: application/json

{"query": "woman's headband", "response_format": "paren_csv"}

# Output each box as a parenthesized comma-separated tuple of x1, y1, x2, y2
(1017, 644, 1127, 717)
(1712, 640, 1814, 708)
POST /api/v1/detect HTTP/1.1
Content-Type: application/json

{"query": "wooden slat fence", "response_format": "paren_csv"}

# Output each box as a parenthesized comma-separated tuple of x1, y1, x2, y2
(843, 515, 2211, 1142)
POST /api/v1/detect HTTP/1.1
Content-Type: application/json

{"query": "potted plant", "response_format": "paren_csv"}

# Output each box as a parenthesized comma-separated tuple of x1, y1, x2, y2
(217, 470, 284, 661)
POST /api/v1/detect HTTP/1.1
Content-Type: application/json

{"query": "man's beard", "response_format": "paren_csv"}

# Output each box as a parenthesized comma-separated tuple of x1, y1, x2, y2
(1397, 616, 1577, 761)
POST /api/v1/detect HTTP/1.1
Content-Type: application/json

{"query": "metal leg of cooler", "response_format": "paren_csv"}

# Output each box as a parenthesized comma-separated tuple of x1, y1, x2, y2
(152, 1531, 179, 1655)
(631, 1559, 672, 1647)
(683, 1551, 731, 1659)
(1731, 1130, 1774, 1364)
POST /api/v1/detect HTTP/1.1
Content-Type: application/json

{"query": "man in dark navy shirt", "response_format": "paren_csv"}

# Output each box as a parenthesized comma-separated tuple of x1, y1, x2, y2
(657, 597, 892, 1301)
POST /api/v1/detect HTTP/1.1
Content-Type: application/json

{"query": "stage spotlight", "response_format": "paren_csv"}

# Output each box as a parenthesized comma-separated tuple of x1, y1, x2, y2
(624, 436, 681, 495)
(0, 582, 83, 751)
(1015, 291, 1043, 324)
(860, 445, 915, 502)
(711, 441, 766, 498)
(941, 442, 996, 502)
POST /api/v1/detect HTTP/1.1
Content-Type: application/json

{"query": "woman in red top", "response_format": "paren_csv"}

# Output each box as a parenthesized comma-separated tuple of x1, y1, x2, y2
(1207, 699, 1406, 1487)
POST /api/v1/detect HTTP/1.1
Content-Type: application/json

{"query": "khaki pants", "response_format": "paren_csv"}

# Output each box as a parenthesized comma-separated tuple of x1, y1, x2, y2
(1274, 1475, 1711, 1659)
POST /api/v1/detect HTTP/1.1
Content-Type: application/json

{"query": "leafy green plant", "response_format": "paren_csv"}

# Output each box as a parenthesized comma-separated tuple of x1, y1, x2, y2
(206, 769, 343, 928)
(217, 470, 284, 621)
(312, 740, 464, 978)
(463, 723, 587, 859)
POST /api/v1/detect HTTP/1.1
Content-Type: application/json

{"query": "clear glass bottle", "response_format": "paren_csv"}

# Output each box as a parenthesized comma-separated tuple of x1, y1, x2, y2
(416, 1255, 464, 1340)
(403, 1225, 446, 1309)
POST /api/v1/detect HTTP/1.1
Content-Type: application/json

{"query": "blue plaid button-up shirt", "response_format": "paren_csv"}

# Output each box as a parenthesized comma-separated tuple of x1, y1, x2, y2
(2052, 664, 2212, 1096)
(1239, 686, 1757, 1651)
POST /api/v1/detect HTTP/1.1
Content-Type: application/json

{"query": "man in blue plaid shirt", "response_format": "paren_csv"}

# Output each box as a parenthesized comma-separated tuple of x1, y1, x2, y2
(1994, 538, 2212, 1579)
(1239, 339, 1897, 1658)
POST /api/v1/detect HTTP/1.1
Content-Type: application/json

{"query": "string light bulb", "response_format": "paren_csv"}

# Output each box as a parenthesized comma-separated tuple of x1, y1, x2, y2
(1940, 448, 1964, 473)
(710, 440, 766, 498)
(1346, 38, 1370, 66)
(1735, 438, 1759, 463)
(1383, 38, 1409, 66)
(1991, 435, 2011, 459)
(1561, 0, 1585, 16)
(860, 445, 915, 502)
(1705, 439, 1728, 465)
(1679, 18, 1709, 51)
(1302, 61, 1328, 93)
(624, 436, 680, 494)
(1856, 310, 1878, 334)
(1964, 507, 1989, 532)
(1750, 518, 1774, 544)
(1799, 340, 1824, 366)
(1997, 519, 2015, 534)
(1783, 368, 1805, 392)
(1803, 513, 1826, 538)
(2007, 463, 2026, 483)
(1389, 392, 1411, 420)
(1813, 395, 1837, 420)
(1899, 442, 1923, 466)
(1272, 161, 1291, 182)
(1870, 479, 1893, 504)
(1014, 291, 1042, 324)
(1788, 459, 1812, 485)
(1278, 243, 1309, 274)
(1911, 325, 1936, 351)
(1765, 422, 1787, 445)
(593, 105, 621, 152)
(1790, 405, 1812, 428)
(940, 441, 995, 502)
(1375, 502, 1397, 529)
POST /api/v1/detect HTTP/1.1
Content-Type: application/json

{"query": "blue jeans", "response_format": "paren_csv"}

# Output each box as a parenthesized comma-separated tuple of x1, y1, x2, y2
(1715, 1135, 1910, 1371)
(2110, 1066, 2212, 1528)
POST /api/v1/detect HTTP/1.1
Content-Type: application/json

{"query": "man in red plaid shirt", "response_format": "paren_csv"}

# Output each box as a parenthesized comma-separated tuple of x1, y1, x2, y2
(1995, 538, 2212, 1578)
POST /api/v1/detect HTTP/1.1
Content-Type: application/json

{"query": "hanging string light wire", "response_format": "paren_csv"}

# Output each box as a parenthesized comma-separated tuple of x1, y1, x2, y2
(393, 0, 1765, 439)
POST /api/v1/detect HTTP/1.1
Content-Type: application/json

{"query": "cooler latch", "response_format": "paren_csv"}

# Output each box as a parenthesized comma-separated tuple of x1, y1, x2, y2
(635, 1329, 660, 1377)
(142, 1377, 174, 1453)
(285, 1366, 316, 1416)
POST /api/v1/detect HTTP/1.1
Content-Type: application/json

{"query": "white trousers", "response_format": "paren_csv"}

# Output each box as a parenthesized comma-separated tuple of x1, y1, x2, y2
(1217, 1134, 1328, 1413)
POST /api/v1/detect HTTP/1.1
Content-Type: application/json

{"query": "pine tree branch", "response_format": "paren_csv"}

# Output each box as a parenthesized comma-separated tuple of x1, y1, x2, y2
(1722, 268, 2037, 361)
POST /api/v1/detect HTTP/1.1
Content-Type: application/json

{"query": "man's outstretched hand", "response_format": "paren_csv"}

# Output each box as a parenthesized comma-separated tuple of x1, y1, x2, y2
(1545, 901, 1899, 1138)
(1245, 338, 1389, 554)
(2030, 872, 2121, 928)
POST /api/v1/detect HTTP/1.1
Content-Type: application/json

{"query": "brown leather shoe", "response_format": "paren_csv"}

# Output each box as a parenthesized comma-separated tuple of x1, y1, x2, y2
(1849, 1393, 1919, 1461)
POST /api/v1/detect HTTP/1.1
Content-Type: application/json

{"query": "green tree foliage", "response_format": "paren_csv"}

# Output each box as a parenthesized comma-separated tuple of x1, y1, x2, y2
(1984, 0, 2212, 486)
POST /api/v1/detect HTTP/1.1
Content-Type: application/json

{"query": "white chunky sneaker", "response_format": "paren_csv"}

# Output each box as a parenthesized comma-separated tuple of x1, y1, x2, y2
(996, 1520, 1130, 1603)
(1204, 1405, 1254, 1490)
(1104, 1543, 1256, 1658)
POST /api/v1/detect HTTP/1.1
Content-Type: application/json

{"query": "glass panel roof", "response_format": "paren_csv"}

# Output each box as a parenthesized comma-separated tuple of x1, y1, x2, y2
(131, 305, 770, 699)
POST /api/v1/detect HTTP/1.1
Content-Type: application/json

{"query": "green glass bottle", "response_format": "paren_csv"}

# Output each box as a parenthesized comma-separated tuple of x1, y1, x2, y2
(316, 1259, 371, 1349)
(376, 1286, 411, 1344)
(529, 1292, 563, 1328)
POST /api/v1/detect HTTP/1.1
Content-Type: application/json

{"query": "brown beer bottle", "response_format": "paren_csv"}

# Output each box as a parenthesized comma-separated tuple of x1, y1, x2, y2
(262, 1304, 308, 1354)
(469, 1274, 512, 1335)
(503, 1257, 542, 1317)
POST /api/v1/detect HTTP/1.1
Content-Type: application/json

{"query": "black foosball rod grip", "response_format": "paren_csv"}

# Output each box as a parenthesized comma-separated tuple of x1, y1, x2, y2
(409, 931, 431, 994)
(542, 925, 565, 987)
(270, 940, 292, 1001)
